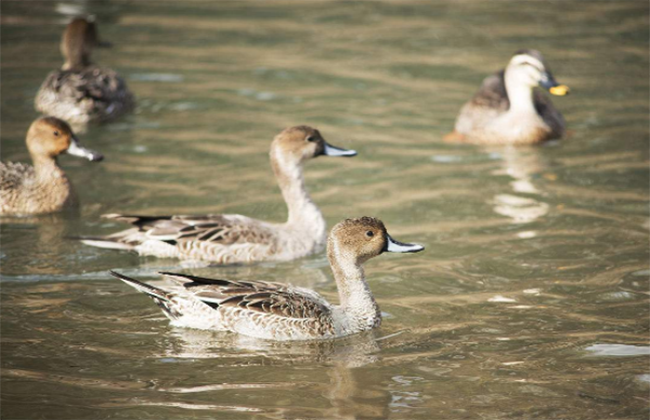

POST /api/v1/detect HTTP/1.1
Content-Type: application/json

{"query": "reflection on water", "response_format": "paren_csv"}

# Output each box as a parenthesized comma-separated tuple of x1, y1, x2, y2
(492, 193, 549, 224)
(160, 325, 381, 368)
(1, 1, 649, 419)
(491, 147, 550, 223)
(585, 344, 650, 357)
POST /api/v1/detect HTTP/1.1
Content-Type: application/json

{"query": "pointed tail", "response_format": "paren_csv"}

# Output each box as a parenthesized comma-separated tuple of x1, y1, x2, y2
(109, 271, 183, 320)
(109, 270, 170, 301)
(70, 236, 135, 251)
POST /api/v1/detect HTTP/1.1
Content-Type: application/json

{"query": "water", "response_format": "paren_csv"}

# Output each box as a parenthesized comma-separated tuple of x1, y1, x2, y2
(1, 1, 649, 419)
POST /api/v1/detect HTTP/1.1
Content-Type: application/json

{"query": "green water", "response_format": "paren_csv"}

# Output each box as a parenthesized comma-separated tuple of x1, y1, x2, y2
(1, 1, 649, 419)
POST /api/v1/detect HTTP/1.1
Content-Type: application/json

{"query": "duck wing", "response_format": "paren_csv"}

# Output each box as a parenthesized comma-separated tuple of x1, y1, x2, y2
(0, 162, 34, 194)
(454, 70, 509, 136)
(533, 90, 566, 138)
(470, 70, 510, 111)
(102, 213, 275, 246)
(161, 272, 333, 321)
(37, 67, 134, 121)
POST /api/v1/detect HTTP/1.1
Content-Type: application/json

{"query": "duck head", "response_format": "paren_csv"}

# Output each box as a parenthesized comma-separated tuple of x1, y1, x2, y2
(61, 16, 111, 70)
(26, 117, 104, 162)
(506, 49, 570, 96)
(328, 217, 424, 265)
(270, 126, 357, 166)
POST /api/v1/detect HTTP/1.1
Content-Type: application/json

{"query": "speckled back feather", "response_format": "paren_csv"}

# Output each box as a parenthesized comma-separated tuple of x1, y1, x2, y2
(35, 66, 134, 125)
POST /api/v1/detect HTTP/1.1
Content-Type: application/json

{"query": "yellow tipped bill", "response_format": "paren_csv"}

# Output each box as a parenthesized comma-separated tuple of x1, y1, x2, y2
(549, 85, 570, 96)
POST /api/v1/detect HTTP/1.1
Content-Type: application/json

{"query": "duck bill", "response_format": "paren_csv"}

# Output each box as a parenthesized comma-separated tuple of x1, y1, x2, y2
(322, 142, 357, 157)
(539, 72, 570, 96)
(549, 84, 570, 96)
(384, 234, 424, 253)
(67, 137, 104, 162)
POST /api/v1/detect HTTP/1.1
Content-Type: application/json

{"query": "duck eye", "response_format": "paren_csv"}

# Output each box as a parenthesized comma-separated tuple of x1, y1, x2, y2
(53, 131, 60, 137)
(365, 231, 374, 238)
(306, 136, 317, 142)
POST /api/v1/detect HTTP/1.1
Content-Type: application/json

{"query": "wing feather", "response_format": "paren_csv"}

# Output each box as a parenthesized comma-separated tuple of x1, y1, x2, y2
(97, 213, 277, 250)
(0, 162, 33, 193)
(38, 66, 134, 121)
(533, 90, 566, 137)
(160, 272, 332, 321)
(470, 70, 509, 111)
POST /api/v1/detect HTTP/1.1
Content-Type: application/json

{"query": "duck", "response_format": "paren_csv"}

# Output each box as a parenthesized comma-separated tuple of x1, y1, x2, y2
(79, 126, 357, 264)
(34, 17, 134, 127)
(0, 117, 104, 216)
(109, 216, 424, 341)
(445, 49, 569, 145)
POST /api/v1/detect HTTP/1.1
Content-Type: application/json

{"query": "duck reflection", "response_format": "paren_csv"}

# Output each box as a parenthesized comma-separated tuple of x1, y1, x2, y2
(54, 1, 120, 25)
(0, 213, 79, 277)
(159, 326, 379, 366)
(157, 327, 390, 419)
(324, 362, 390, 420)
(489, 146, 551, 225)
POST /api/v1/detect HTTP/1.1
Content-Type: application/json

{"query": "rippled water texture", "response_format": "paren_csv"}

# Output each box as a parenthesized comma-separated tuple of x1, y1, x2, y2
(1, 1, 649, 419)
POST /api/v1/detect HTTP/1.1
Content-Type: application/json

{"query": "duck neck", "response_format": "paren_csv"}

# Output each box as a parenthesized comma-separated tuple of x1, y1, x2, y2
(271, 149, 326, 239)
(62, 55, 91, 71)
(505, 69, 536, 115)
(30, 153, 73, 207)
(31, 153, 65, 181)
(328, 246, 381, 325)
(61, 40, 92, 70)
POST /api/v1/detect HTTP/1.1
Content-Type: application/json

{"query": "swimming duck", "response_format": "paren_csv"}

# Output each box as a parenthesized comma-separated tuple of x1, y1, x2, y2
(34, 17, 134, 126)
(79, 126, 356, 264)
(0, 117, 104, 216)
(445, 49, 569, 145)
(110, 216, 424, 340)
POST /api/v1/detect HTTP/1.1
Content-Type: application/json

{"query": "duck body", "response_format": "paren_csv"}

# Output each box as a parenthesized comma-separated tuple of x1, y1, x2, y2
(447, 49, 569, 146)
(110, 217, 425, 341)
(80, 126, 357, 264)
(0, 117, 103, 216)
(36, 65, 134, 126)
(1, 160, 76, 215)
(114, 271, 338, 340)
(89, 212, 327, 265)
(34, 17, 134, 126)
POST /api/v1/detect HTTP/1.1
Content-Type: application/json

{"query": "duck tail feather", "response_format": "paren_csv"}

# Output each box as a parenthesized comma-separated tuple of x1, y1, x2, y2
(102, 213, 173, 225)
(159, 271, 232, 287)
(68, 235, 136, 250)
(109, 271, 171, 301)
